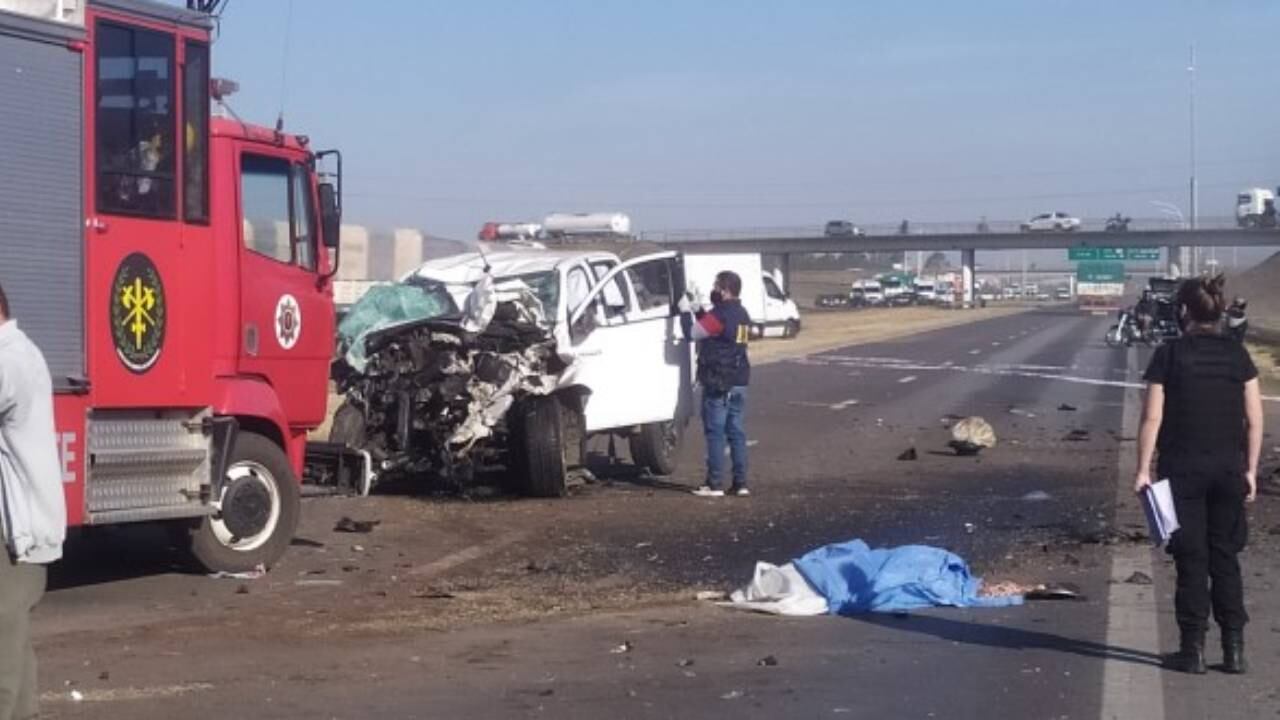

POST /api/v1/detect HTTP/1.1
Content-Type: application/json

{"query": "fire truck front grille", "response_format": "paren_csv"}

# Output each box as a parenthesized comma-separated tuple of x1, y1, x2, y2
(86, 411, 212, 524)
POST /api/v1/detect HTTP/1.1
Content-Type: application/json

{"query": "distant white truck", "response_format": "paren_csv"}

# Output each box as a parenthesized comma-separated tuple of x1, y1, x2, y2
(913, 278, 938, 305)
(1236, 188, 1276, 228)
(850, 279, 885, 307)
(683, 253, 802, 338)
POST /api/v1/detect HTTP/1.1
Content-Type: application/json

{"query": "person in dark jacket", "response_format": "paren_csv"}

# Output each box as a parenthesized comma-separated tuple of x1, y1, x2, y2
(1134, 275, 1263, 675)
(684, 271, 752, 497)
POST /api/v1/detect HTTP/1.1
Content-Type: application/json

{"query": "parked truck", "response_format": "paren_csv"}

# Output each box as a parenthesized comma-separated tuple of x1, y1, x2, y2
(0, 0, 341, 571)
(683, 253, 802, 338)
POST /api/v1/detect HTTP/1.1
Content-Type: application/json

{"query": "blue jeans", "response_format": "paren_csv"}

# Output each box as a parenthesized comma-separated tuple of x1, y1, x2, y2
(703, 387, 748, 490)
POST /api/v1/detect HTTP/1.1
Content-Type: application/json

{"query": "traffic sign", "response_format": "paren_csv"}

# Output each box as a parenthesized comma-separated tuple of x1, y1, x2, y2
(1068, 247, 1161, 261)
(1076, 261, 1126, 283)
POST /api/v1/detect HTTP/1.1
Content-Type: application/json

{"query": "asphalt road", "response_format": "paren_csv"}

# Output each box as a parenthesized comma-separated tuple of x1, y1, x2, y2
(32, 308, 1280, 719)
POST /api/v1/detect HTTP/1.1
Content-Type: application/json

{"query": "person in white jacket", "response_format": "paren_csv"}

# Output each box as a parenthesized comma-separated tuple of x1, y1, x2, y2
(0, 282, 66, 720)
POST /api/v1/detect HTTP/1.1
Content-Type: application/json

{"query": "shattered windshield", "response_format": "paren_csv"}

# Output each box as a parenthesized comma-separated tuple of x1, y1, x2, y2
(489, 271, 560, 319)
(336, 280, 459, 371)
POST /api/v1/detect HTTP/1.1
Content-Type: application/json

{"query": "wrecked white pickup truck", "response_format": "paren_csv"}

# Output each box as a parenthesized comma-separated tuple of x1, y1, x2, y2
(326, 247, 693, 496)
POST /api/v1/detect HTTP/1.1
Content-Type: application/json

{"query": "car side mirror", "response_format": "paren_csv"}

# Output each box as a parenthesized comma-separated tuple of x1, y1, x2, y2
(319, 182, 341, 250)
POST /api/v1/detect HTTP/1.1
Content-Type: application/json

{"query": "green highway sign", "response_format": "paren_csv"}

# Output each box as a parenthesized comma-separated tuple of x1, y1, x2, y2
(1068, 247, 1161, 261)
(1076, 261, 1126, 283)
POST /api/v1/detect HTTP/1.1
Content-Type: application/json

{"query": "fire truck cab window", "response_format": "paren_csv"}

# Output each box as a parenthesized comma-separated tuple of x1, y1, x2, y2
(182, 41, 210, 223)
(96, 23, 176, 218)
(240, 155, 293, 264)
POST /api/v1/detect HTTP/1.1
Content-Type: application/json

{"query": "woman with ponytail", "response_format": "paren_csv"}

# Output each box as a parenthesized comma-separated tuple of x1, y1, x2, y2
(1134, 274, 1264, 675)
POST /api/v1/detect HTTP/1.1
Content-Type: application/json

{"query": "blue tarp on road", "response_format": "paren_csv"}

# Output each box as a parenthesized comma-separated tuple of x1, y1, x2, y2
(792, 539, 1023, 615)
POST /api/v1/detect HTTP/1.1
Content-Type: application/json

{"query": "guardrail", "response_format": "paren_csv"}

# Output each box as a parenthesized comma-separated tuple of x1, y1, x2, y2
(637, 216, 1241, 243)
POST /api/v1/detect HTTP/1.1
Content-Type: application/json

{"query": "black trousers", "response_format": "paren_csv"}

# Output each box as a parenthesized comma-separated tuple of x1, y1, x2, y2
(1166, 469, 1249, 633)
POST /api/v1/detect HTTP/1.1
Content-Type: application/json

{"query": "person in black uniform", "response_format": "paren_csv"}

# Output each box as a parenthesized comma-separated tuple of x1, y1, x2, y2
(683, 271, 752, 498)
(1134, 274, 1264, 675)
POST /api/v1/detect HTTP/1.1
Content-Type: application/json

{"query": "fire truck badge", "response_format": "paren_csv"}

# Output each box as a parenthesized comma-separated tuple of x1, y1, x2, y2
(275, 294, 301, 349)
(110, 252, 166, 373)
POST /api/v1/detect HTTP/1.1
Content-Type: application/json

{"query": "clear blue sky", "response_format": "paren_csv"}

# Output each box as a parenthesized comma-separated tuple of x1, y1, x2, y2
(211, 1, 1280, 241)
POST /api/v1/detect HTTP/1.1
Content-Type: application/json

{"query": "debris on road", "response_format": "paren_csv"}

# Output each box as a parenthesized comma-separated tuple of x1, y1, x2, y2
(610, 641, 633, 655)
(333, 517, 380, 534)
(695, 590, 728, 601)
(295, 579, 344, 588)
(1008, 407, 1036, 418)
(1024, 583, 1085, 601)
(1058, 403, 1078, 412)
(756, 655, 779, 667)
(677, 658, 695, 668)
(1063, 429, 1090, 442)
(1125, 571, 1154, 586)
(949, 416, 996, 456)
(721, 690, 745, 701)
(207, 564, 266, 581)
(1022, 491, 1053, 502)
(897, 447, 919, 461)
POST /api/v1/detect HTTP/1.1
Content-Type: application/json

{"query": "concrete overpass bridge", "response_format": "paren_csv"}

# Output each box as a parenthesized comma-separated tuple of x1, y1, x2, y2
(642, 220, 1280, 305)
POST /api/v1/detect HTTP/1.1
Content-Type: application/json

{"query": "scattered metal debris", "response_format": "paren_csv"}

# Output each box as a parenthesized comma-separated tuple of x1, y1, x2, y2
(1063, 429, 1090, 442)
(1058, 403, 1078, 412)
(610, 641, 633, 655)
(334, 517, 380, 534)
(1125, 571, 1154, 586)
(1022, 490, 1053, 502)
(756, 655, 779, 667)
(897, 447, 919, 461)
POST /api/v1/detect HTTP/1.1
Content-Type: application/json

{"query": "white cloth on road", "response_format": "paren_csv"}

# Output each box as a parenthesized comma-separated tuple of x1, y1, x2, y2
(723, 561, 829, 616)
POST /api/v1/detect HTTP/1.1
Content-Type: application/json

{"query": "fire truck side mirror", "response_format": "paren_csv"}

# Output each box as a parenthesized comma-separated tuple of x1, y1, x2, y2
(319, 182, 340, 250)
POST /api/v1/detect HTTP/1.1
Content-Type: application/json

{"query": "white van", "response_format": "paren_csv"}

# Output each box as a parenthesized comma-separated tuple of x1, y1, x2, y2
(851, 279, 885, 306)
(683, 253, 802, 338)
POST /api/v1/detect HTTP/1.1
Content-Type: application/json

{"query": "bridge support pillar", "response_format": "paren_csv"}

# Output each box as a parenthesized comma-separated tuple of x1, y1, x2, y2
(961, 248, 976, 308)
(779, 253, 792, 293)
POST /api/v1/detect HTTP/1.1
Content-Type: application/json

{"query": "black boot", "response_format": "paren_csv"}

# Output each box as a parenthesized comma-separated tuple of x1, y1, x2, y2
(1163, 629, 1207, 674)
(1221, 629, 1247, 674)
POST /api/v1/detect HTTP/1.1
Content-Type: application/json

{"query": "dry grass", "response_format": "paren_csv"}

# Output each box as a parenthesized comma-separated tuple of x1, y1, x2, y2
(750, 306, 1028, 365)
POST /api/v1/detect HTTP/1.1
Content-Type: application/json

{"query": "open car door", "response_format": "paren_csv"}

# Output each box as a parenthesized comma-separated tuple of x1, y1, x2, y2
(562, 252, 693, 434)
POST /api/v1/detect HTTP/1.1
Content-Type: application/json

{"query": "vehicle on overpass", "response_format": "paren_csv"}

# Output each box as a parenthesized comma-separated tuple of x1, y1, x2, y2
(1236, 188, 1277, 228)
(0, 0, 342, 571)
(1020, 212, 1081, 233)
(824, 220, 865, 237)
(330, 247, 692, 496)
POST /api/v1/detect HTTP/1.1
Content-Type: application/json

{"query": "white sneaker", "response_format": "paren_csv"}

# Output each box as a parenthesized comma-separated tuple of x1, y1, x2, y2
(729, 487, 750, 497)
(692, 486, 725, 497)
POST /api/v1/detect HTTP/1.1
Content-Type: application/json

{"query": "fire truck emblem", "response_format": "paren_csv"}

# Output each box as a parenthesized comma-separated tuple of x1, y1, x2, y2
(109, 253, 166, 373)
(274, 294, 301, 350)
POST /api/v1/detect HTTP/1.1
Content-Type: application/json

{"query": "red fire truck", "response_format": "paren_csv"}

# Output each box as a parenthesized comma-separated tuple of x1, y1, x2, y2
(0, 0, 341, 571)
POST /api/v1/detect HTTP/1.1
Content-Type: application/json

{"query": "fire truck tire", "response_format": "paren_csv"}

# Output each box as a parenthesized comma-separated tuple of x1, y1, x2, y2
(328, 401, 366, 447)
(189, 432, 301, 573)
(630, 421, 681, 476)
(512, 395, 567, 498)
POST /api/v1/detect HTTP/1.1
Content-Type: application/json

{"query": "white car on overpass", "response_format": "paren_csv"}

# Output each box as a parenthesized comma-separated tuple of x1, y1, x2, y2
(1020, 212, 1081, 233)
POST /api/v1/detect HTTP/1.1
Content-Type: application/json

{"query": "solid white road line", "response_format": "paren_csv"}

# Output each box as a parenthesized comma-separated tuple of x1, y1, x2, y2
(1099, 347, 1165, 720)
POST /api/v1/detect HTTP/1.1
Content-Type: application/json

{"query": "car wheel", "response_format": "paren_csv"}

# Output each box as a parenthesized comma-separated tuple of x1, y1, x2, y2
(511, 395, 567, 497)
(630, 421, 681, 476)
(187, 432, 301, 573)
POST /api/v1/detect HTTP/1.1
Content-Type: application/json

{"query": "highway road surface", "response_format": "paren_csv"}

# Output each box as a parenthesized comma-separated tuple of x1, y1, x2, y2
(34, 308, 1280, 719)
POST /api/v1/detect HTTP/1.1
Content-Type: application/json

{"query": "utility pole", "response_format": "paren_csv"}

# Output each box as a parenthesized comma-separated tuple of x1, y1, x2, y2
(1188, 43, 1198, 276)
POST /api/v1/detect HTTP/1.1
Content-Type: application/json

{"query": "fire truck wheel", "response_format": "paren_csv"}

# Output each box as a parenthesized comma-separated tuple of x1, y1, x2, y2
(190, 432, 301, 574)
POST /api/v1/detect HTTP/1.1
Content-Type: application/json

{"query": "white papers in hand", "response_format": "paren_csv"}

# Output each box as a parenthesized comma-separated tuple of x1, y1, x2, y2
(1141, 479, 1180, 546)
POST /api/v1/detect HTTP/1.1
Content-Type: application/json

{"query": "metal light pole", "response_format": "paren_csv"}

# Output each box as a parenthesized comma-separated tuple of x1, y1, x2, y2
(1188, 44, 1198, 275)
